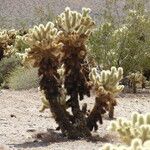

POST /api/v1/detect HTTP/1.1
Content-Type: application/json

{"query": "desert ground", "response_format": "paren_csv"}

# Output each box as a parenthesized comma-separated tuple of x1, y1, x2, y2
(0, 88, 150, 150)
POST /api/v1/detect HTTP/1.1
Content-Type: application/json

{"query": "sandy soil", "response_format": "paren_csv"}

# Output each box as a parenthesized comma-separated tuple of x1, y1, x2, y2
(0, 88, 150, 150)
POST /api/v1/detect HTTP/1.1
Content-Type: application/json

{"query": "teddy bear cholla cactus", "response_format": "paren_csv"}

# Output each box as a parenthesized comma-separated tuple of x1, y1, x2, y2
(0, 29, 17, 59)
(89, 66, 124, 95)
(55, 7, 95, 137)
(22, 22, 63, 67)
(87, 67, 124, 131)
(109, 112, 150, 145)
(38, 64, 66, 112)
(127, 72, 146, 93)
(90, 66, 124, 116)
(56, 7, 94, 35)
(21, 21, 82, 139)
(102, 138, 150, 150)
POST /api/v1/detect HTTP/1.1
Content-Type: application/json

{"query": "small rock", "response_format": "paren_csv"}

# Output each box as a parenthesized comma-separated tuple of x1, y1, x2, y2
(10, 114, 16, 118)
(27, 129, 36, 132)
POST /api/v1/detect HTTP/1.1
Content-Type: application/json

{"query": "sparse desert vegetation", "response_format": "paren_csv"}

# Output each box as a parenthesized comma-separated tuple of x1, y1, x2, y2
(0, 0, 150, 150)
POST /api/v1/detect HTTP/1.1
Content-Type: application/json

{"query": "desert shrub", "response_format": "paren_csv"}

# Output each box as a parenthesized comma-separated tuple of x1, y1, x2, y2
(7, 67, 39, 90)
(88, 0, 150, 75)
(0, 55, 20, 85)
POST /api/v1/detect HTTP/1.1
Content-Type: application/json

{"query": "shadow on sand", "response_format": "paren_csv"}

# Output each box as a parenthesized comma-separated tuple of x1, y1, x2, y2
(8, 129, 110, 149)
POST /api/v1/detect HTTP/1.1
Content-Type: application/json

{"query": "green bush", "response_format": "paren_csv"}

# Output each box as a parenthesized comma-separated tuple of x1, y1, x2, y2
(88, 0, 150, 76)
(7, 67, 39, 90)
(0, 55, 20, 85)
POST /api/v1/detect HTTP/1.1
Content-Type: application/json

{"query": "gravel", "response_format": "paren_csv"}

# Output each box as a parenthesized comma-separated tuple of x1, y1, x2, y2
(0, 88, 150, 150)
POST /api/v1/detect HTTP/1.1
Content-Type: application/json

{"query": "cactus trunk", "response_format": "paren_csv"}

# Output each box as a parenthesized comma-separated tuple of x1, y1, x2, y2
(86, 97, 103, 131)
(38, 57, 81, 139)
(62, 43, 91, 138)
(64, 66, 91, 137)
(109, 105, 114, 119)
(0, 46, 4, 61)
(133, 82, 137, 93)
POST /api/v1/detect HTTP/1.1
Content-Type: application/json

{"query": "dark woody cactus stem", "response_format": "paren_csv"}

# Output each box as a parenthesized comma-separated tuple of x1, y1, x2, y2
(0, 46, 4, 61)
(20, 21, 84, 139)
(62, 40, 91, 137)
(56, 6, 95, 138)
(38, 58, 82, 139)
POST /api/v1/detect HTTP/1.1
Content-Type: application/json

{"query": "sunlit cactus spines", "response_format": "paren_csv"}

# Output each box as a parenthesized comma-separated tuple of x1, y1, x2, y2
(109, 112, 150, 145)
(127, 71, 146, 93)
(56, 7, 95, 36)
(102, 138, 150, 150)
(88, 66, 124, 123)
(38, 87, 50, 112)
(21, 22, 64, 67)
(89, 66, 124, 95)
(0, 29, 17, 60)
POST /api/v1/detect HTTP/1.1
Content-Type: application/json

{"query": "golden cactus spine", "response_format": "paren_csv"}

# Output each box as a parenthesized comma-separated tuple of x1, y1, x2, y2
(87, 67, 124, 130)
(109, 112, 150, 145)
(0, 29, 17, 60)
(56, 7, 95, 35)
(102, 138, 150, 150)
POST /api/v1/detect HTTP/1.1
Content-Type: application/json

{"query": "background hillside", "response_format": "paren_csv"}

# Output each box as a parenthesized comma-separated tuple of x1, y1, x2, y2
(0, 0, 125, 28)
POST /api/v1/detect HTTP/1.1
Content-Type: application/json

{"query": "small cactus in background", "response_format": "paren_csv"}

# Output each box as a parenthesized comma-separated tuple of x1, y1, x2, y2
(108, 112, 150, 145)
(89, 66, 124, 95)
(87, 67, 124, 131)
(127, 72, 146, 93)
(0, 29, 17, 60)
(102, 138, 150, 150)
(13, 35, 29, 53)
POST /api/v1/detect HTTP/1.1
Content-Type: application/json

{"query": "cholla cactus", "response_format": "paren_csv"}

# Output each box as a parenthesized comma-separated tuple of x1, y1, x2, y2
(88, 66, 124, 121)
(56, 7, 95, 35)
(102, 138, 150, 150)
(127, 72, 146, 93)
(38, 85, 67, 112)
(53, 7, 95, 138)
(21, 22, 63, 67)
(19, 21, 83, 139)
(0, 29, 17, 59)
(109, 112, 150, 145)
(39, 64, 66, 112)
(14, 35, 29, 52)
(38, 87, 50, 112)
(89, 66, 124, 95)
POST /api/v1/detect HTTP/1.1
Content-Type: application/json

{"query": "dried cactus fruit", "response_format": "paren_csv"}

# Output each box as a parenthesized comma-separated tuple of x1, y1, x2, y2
(108, 112, 150, 145)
